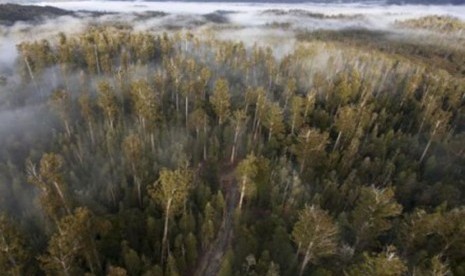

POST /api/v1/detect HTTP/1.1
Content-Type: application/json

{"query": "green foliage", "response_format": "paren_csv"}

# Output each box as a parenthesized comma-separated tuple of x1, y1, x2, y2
(292, 205, 339, 275)
(211, 78, 231, 125)
(351, 187, 402, 250)
(0, 215, 28, 276)
(0, 23, 464, 275)
(397, 15, 465, 33)
(345, 246, 407, 276)
(39, 207, 98, 275)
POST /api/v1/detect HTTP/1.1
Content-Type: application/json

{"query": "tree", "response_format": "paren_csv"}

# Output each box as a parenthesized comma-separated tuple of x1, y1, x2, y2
(293, 128, 329, 173)
(351, 186, 402, 250)
(266, 262, 280, 276)
(130, 79, 160, 150)
(230, 109, 247, 163)
(121, 241, 141, 276)
(211, 78, 231, 125)
(418, 97, 451, 163)
(97, 81, 119, 130)
(289, 95, 304, 135)
(78, 89, 96, 145)
(50, 89, 72, 138)
(429, 255, 451, 276)
(333, 106, 358, 151)
(107, 265, 128, 276)
(40, 207, 99, 276)
(402, 207, 465, 265)
(345, 246, 407, 276)
(27, 153, 71, 222)
(283, 78, 297, 110)
(188, 107, 209, 160)
(292, 205, 339, 276)
(236, 154, 259, 210)
(185, 232, 198, 266)
(263, 102, 285, 141)
(0, 215, 28, 276)
(148, 168, 193, 264)
(122, 134, 145, 207)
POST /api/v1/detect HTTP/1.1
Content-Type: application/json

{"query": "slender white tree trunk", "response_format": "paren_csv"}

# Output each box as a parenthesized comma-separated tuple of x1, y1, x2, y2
(53, 181, 70, 215)
(230, 126, 240, 163)
(238, 179, 246, 210)
(161, 198, 172, 264)
(94, 44, 101, 75)
(333, 131, 342, 152)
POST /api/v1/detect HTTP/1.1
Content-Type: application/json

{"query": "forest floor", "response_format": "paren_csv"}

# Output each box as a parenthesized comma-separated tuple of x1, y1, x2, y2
(194, 163, 237, 276)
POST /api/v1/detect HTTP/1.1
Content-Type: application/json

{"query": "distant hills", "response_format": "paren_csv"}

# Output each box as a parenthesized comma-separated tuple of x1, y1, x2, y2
(0, 0, 464, 27)
(0, 3, 73, 25)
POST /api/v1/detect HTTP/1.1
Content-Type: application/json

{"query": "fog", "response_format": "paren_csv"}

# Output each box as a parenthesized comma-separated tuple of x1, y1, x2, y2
(0, 0, 463, 124)
(0, 0, 461, 75)
(0, 0, 463, 192)
(0, 1, 463, 97)
(29, 1, 465, 26)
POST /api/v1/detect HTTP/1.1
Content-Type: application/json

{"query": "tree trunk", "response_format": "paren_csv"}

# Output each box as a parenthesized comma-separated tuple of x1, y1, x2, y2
(175, 91, 179, 113)
(53, 181, 71, 215)
(203, 117, 208, 161)
(299, 253, 310, 276)
(150, 133, 155, 154)
(24, 57, 41, 96)
(88, 121, 95, 146)
(291, 115, 296, 135)
(333, 131, 342, 152)
(299, 246, 312, 276)
(253, 119, 261, 141)
(230, 127, 240, 163)
(299, 159, 306, 174)
(64, 120, 71, 138)
(419, 120, 441, 163)
(94, 44, 101, 75)
(85, 254, 95, 275)
(185, 96, 189, 128)
(60, 259, 71, 276)
(24, 57, 34, 82)
(284, 96, 289, 111)
(161, 199, 172, 265)
(419, 139, 432, 164)
(238, 179, 246, 210)
(136, 177, 142, 208)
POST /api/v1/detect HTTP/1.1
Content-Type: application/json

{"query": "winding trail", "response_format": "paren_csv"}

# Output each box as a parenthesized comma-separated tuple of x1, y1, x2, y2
(194, 164, 237, 276)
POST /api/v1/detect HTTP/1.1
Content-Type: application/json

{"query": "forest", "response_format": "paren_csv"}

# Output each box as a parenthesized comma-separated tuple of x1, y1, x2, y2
(0, 4, 465, 276)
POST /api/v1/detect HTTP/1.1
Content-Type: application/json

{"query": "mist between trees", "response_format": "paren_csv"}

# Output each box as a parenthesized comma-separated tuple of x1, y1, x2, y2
(0, 20, 464, 276)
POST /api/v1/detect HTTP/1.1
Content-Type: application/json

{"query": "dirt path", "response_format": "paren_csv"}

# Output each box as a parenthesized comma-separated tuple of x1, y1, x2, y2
(194, 165, 237, 276)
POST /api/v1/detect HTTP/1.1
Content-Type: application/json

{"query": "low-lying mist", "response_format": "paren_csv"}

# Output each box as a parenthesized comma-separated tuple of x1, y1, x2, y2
(0, 2, 464, 275)
(0, 1, 464, 188)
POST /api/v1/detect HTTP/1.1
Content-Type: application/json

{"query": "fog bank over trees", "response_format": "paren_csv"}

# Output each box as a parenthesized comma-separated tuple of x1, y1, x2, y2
(0, 2, 464, 275)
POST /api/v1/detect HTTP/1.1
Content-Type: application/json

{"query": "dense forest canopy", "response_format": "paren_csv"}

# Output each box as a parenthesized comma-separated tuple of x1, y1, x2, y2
(0, 2, 465, 276)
